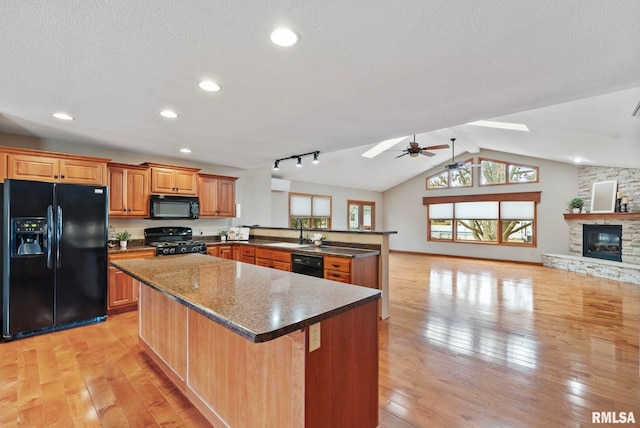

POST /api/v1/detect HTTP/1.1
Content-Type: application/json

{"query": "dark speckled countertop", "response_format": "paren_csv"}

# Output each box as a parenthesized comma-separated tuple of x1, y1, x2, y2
(111, 254, 380, 343)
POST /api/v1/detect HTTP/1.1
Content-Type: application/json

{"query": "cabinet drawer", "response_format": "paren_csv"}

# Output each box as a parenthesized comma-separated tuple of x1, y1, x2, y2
(324, 256, 351, 273)
(241, 255, 255, 264)
(324, 269, 350, 283)
(255, 248, 273, 259)
(272, 261, 291, 272)
(256, 258, 272, 268)
(272, 250, 290, 263)
(241, 247, 255, 257)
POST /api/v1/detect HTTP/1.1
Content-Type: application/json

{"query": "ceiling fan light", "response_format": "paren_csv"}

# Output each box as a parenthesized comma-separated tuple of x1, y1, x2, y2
(410, 152, 419, 157)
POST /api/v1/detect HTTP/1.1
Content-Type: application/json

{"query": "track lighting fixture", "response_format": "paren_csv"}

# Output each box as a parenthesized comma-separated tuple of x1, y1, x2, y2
(273, 151, 320, 170)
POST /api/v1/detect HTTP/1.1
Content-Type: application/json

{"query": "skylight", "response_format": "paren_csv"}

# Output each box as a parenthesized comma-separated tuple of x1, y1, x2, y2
(361, 136, 407, 158)
(466, 120, 529, 132)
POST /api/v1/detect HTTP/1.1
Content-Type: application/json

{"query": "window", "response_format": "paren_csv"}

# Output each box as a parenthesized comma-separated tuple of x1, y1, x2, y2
(426, 159, 473, 190)
(424, 192, 539, 246)
(289, 193, 332, 229)
(348, 200, 375, 230)
(480, 158, 538, 186)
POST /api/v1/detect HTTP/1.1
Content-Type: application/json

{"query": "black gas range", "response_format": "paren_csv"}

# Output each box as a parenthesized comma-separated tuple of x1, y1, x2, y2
(144, 226, 206, 256)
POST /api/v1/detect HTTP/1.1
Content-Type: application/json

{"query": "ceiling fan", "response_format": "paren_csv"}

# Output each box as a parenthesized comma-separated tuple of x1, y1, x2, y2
(395, 135, 449, 158)
(444, 138, 480, 170)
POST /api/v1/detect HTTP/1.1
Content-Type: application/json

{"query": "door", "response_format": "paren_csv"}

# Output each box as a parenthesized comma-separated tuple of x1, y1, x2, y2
(3, 180, 55, 336)
(348, 200, 375, 231)
(55, 184, 108, 325)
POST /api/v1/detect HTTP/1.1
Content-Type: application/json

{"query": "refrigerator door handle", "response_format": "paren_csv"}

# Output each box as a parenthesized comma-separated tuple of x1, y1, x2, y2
(47, 205, 54, 269)
(56, 205, 63, 268)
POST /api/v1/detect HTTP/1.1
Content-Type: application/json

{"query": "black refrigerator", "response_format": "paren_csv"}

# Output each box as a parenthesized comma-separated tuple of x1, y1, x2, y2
(1, 179, 108, 341)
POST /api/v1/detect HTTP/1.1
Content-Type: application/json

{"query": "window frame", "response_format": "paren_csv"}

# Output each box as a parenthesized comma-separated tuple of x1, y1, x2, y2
(425, 158, 474, 190)
(423, 191, 540, 247)
(347, 200, 376, 231)
(478, 157, 539, 187)
(289, 192, 332, 229)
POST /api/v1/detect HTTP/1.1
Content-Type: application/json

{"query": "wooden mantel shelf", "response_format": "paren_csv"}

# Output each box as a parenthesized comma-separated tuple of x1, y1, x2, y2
(563, 212, 640, 220)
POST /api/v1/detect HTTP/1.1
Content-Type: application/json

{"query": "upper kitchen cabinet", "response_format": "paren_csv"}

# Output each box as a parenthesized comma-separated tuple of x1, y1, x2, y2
(198, 174, 238, 217)
(3, 147, 109, 185)
(0, 152, 6, 181)
(108, 163, 150, 218)
(144, 162, 199, 195)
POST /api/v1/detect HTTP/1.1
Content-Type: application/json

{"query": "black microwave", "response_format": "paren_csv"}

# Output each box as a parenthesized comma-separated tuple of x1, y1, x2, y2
(149, 195, 199, 219)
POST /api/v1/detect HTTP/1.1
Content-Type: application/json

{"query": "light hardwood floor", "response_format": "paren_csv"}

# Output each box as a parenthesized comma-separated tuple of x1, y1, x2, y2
(1, 253, 639, 427)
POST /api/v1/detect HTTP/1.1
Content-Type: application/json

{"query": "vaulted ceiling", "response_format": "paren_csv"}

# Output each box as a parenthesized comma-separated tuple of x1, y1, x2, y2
(1, 1, 639, 191)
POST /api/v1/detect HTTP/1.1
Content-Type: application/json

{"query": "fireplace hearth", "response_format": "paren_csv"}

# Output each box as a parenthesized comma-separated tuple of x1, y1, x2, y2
(583, 224, 622, 262)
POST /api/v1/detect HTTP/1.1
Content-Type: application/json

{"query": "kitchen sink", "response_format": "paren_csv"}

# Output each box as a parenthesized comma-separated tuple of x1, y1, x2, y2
(264, 242, 311, 249)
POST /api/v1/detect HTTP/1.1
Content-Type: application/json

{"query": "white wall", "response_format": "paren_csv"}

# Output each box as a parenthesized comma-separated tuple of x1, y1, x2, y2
(382, 149, 579, 263)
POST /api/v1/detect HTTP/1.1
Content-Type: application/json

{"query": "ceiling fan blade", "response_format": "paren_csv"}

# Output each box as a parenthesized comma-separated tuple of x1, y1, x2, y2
(419, 151, 436, 157)
(395, 152, 409, 158)
(423, 144, 449, 150)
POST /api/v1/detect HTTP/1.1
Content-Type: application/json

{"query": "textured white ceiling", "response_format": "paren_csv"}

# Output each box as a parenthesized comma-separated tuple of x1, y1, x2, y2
(1, 1, 639, 191)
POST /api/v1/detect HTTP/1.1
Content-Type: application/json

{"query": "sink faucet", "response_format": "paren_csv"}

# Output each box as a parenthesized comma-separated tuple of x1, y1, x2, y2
(294, 219, 304, 244)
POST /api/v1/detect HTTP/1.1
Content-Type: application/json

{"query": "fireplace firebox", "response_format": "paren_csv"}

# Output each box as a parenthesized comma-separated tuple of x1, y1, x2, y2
(582, 224, 622, 262)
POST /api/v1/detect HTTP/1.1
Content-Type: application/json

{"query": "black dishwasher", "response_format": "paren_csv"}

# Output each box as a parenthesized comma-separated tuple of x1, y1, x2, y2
(291, 253, 324, 278)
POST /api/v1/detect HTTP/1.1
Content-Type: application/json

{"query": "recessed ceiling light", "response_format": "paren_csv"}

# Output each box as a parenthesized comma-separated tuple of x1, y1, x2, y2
(573, 157, 582, 163)
(270, 28, 299, 47)
(160, 110, 178, 119)
(466, 120, 529, 132)
(180, 148, 192, 153)
(361, 136, 407, 158)
(199, 80, 221, 92)
(53, 112, 74, 121)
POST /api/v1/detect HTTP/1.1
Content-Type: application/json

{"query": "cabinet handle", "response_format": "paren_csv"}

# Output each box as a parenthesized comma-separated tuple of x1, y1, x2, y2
(61, 174, 65, 179)
(54, 175, 58, 179)
(332, 264, 340, 268)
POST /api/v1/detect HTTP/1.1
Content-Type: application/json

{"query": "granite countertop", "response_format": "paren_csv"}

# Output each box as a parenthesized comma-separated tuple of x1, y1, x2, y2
(111, 254, 380, 343)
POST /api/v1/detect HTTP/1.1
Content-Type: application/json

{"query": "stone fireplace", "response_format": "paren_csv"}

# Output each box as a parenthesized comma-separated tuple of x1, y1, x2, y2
(582, 224, 622, 262)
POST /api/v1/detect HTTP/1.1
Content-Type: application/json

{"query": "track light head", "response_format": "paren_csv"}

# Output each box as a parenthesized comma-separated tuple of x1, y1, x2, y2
(296, 157, 302, 167)
(273, 160, 279, 170)
(313, 152, 319, 164)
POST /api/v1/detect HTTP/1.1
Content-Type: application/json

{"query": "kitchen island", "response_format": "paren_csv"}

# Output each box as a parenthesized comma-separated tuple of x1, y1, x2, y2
(111, 253, 380, 428)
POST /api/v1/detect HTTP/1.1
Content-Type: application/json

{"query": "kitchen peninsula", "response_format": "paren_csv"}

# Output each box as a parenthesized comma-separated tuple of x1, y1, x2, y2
(111, 253, 380, 428)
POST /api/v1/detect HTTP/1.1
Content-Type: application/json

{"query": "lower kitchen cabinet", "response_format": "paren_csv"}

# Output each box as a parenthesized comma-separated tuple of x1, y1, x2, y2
(218, 245, 232, 259)
(255, 248, 291, 271)
(324, 254, 379, 289)
(108, 250, 155, 313)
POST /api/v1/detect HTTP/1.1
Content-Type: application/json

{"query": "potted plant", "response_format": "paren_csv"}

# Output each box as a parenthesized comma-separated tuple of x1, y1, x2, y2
(116, 231, 132, 249)
(219, 230, 228, 242)
(568, 198, 584, 214)
(312, 233, 326, 247)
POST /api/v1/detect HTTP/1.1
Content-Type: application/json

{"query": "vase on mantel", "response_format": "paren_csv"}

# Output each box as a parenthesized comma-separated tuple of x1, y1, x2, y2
(572, 208, 581, 214)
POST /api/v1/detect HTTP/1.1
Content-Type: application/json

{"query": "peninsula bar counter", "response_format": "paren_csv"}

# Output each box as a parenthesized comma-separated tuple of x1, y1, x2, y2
(111, 253, 381, 427)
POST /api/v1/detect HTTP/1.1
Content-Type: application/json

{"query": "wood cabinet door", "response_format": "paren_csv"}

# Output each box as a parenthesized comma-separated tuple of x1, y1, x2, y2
(7, 154, 59, 182)
(206, 247, 219, 257)
(108, 266, 135, 308)
(174, 170, 197, 195)
(198, 176, 218, 216)
(150, 167, 176, 193)
(216, 179, 236, 217)
(59, 158, 107, 185)
(108, 166, 126, 216)
(218, 246, 232, 259)
(232, 246, 241, 261)
(126, 168, 149, 216)
(0, 152, 7, 182)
